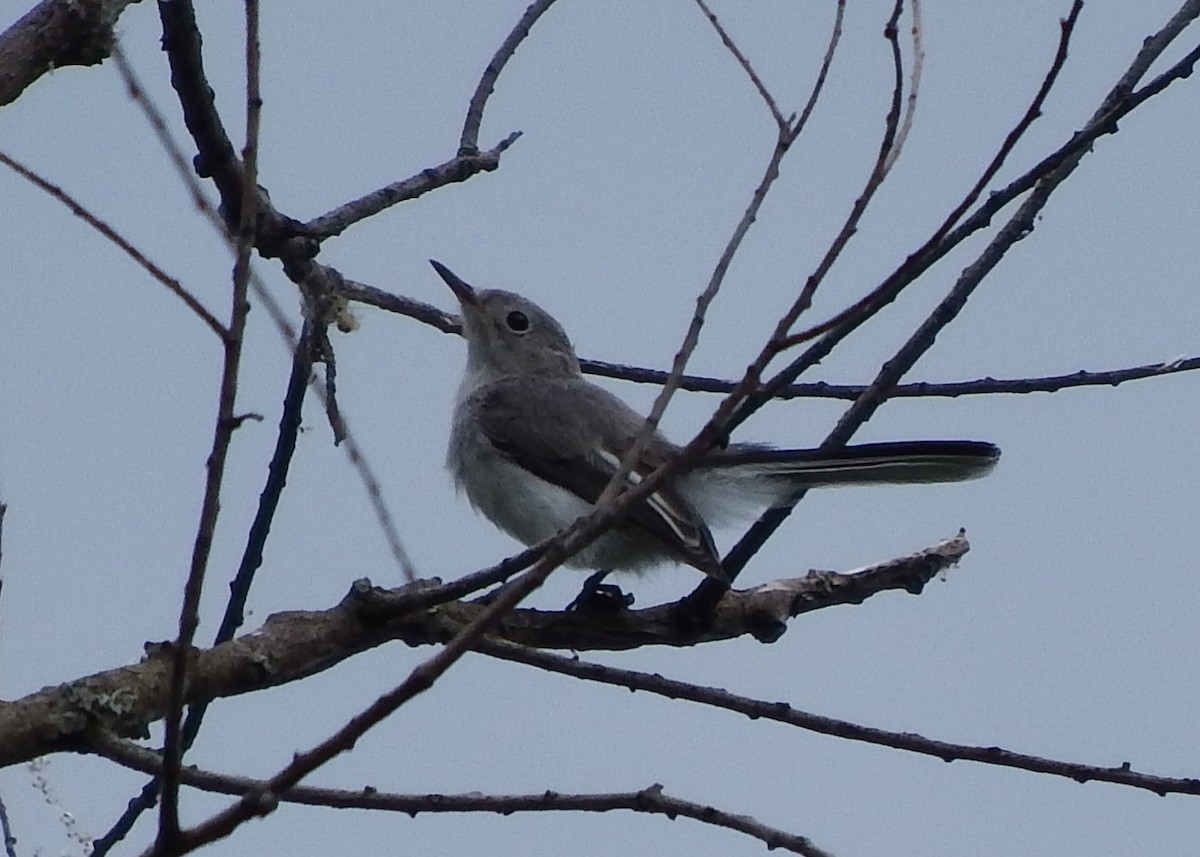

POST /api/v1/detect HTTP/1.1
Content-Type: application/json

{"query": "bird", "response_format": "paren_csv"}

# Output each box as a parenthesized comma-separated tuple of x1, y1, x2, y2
(433, 260, 998, 584)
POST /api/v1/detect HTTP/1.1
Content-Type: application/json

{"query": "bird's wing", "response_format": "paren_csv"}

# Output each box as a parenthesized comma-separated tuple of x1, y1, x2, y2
(472, 378, 723, 577)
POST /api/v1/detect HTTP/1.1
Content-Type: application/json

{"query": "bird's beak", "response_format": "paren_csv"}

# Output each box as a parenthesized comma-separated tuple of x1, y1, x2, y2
(429, 260, 477, 307)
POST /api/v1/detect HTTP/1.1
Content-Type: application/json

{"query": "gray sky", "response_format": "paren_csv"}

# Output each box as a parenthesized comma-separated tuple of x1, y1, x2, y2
(2, 2, 1199, 855)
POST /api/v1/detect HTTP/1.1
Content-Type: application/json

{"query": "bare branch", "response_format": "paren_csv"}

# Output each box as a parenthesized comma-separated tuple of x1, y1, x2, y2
(97, 736, 832, 857)
(117, 20, 420, 587)
(0, 150, 228, 339)
(479, 638, 1200, 799)
(460, 0, 558, 153)
(779, 0, 1083, 351)
(881, 0, 923, 174)
(0, 0, 135, 106)
(693, 0, 789, 132)
(94, 333, 315, 856)
(336, 277, 460, 333)
(789, 0, 847, 141)
(482, 638, 1200, 796)
(766, 0, 908, 343)
(336, 275, 1200, 404)
(595, 122, 797, 519)
(591, 2, 852, 530)
(160, 548, 577, 853)
(696, 0, 1199, 585)
(0, 537, 972, 769)
(154, 2, 265, 847)
(630, 0, 903, 500)
(582, 353, 1200, 400)
(826, 0, 1191, 445)
(114, 16, 418, 578)
(0, 787, 15, 857)
(302, 133, 521, 239)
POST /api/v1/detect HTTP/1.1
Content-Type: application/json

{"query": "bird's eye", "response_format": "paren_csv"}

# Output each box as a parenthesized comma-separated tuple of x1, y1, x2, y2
(506, 310, 530, 333)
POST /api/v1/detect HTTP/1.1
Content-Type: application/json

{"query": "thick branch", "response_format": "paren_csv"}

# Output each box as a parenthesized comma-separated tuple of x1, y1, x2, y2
(0, 537, 969, 769)
(0, 0, 135, 106)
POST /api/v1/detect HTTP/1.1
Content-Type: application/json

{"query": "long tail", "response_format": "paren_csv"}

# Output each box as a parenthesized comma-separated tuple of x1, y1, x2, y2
(709, 440, 1000, 486)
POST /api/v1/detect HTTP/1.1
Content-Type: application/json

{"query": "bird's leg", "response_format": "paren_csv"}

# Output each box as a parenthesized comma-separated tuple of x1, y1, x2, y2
(566, 569, 635, 613)
(669, 576, 729, 634)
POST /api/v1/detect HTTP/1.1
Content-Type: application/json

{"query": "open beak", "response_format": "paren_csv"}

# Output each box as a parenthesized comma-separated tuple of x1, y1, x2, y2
(429, 260, 477, 307)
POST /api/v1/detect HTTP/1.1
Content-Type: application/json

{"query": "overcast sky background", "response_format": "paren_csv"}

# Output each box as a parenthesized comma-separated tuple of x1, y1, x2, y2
(2, 2, 1199, 855)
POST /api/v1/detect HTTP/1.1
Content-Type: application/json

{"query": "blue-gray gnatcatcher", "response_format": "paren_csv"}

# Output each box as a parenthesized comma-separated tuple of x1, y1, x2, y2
(433, 261, 999, 583)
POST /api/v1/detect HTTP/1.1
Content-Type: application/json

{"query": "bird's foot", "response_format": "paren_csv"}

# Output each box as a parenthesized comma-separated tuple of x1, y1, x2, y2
(567, 570, 635, 613)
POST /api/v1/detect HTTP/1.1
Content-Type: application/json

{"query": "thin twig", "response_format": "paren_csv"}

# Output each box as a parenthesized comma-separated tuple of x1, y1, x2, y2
(584, 353, 1200, 399)
(460, 0, 558, 152)
(693, 0, 788, 131)
(715, 0, 1085, 433)
(115, 29, 416, 584)
(96, 333, 312, 853)
(779, 0, 1083, 350)
(303, 132, 521, 239)
(336, 275, 1200, 404)
(152, 547, 572, 854)
(0, 789, 15, 857)
(343, 272, 1195, 403)
(604, 1, 914, 595)
(595, 130, 795, 515)
(881, 0, 923, 173)
(336, 278, 460, 332)
(773, 0, 908, 335)
(721, 0, 1189, 583)
(478, 638, 1200, 798)
(0, 501, 6, 609)
(789, 0, 847, 141)
(0, 149, 227, 339)
(154, 2, 263, 850)
(591, 0, 849, 521)
(213, 332, 309, 646)
(97, 736, 831, 857)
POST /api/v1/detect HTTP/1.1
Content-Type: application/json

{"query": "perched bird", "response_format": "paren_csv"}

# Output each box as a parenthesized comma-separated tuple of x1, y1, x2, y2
(434, 260, 998, 583)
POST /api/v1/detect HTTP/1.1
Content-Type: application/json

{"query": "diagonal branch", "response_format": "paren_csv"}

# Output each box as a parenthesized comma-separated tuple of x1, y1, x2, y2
(478, 638, 1200, 798)
(593, 0, 848, 531)
(779, 0, 1082, 352)
(712, 0, 1198, 585)
(0, 150, 228, 338)
(693, 0, 789, 131)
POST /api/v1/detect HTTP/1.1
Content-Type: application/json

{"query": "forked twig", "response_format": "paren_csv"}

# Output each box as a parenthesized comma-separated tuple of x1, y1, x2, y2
(779, 0, 1083, 350)
(595, 0, 848, 515)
